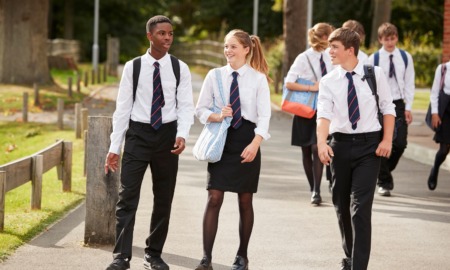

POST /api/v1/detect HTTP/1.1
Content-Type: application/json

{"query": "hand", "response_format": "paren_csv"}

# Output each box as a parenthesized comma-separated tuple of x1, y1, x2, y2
(404, 110, 413, 125)
(220, 104, 233, 119)
(431, 114, 441, 129)
(104, 152, 120, 174)
(318, 142, 333, 165)
(312, 81, 320, 92)
(171, 137, 186, 155)
(241, 140, 260, 163)
(375, 139, 392, 158)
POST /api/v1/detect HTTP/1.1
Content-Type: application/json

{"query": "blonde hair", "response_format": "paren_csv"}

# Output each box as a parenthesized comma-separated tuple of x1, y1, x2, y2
(308, 23, 334, 52)
(225, 29, 272, 83)
(342, 20, 365, 45)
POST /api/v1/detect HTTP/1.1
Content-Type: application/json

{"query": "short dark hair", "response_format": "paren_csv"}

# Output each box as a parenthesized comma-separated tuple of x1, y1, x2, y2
(146, 15, 172, 33)
(328, 28, 360, 57)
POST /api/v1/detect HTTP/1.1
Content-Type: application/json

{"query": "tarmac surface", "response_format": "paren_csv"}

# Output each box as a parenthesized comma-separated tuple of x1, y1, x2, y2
(0, 73, 450, 269)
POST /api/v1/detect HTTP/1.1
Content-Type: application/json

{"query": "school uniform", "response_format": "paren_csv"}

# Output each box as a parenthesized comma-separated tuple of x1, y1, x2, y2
(368, 47, 415, 190)
(286, 48, 333, 146)
(195, 64, 271, 193)
(430, 62, 450, 143)
(109, 51, 194, 260)
(317, 61, 395, 270)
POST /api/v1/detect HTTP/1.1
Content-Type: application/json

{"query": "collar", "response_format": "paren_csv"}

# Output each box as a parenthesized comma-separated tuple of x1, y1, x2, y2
(336, 60, 364, 78)
(143, 50, 170, 67)
(226, 64, 249, 77)
(380, 46, 398, 55)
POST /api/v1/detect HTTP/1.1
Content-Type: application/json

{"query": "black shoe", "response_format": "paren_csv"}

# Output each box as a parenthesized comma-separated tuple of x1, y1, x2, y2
(106, 258, 130, 270)
(231, 255, 248, 270)
(428, 167, 438, 191)
(144, 254, 169, 270)
(340, 258, 352, 270)
(377, 187, 391, 196)
(311, 192, 322, 205)
(195, 256, 213, 270)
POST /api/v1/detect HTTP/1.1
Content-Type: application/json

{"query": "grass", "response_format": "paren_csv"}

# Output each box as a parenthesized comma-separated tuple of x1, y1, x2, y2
(0, 64, 117, 261)
(0, 121, 86, 262)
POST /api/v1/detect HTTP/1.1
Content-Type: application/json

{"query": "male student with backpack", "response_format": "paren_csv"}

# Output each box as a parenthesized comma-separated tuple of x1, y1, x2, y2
(368, 22, 416, 197)
(104, 15, 194, 270)
(317, 27, 395, 270)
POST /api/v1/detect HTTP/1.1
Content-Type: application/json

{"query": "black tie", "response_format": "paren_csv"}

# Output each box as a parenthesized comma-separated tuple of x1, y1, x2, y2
(389, 54, 396, 78)
(230, 72, 242, 129)
(346, 71, 360, 130)
(151, 62, 164, 130)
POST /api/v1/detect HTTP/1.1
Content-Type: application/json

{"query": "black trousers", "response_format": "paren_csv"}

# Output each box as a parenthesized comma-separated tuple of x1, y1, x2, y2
(113, 120, 178, 260)
(330, 132, 381, 270)
(378, 99, 408, 190)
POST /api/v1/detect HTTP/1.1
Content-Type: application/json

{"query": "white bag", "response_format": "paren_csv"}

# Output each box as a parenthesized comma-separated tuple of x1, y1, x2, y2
(193, 69, 231, 163)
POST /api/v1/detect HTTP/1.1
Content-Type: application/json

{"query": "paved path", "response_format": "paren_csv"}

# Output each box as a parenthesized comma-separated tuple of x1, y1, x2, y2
(1, 74, 450, 269)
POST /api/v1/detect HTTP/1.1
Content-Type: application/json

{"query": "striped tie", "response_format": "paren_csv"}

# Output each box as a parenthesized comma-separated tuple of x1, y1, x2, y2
(389, 54, 396, 78)
(230, 71, 242, 129)
(346, 71, 360, 130)
(440, 65, 447, 91)
(320, 54, 327, 77)
(150, 62, 164, 130)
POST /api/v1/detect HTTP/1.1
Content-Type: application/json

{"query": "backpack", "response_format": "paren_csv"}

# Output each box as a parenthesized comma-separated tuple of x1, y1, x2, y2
(373, 49, 408, 69)
(132, 55, 180, 102)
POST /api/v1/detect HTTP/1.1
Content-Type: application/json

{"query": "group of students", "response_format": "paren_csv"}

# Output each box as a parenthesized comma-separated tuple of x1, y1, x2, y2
(102, 14, 450, 270)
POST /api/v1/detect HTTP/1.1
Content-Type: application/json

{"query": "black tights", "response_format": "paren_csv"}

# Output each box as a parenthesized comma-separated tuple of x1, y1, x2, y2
(202, 190, 254, 260)
(432, 143, 450, 173)
(301, 144, 324, 193)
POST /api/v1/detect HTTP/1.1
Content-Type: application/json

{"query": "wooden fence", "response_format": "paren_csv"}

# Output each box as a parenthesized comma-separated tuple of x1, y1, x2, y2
(172, 40, 226, 69)
(0, 140, 72, 231)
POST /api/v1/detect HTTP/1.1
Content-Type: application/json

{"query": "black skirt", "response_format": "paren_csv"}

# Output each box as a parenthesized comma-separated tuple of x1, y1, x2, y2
(291, 114, 317, 147)
(434, 101, 450, 144)
(207, 119, 261, 193)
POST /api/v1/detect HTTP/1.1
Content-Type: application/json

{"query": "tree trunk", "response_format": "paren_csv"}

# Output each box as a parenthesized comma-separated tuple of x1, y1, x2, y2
(0, 0, 52, 85)
(370, 0, 392, 46)
(64, 0, 74, 39)
(283, 0, 308, 78)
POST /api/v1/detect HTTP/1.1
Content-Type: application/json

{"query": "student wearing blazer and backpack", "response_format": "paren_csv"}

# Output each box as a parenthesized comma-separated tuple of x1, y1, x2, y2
(104, 15, 194, 270)
(368, 22, 415, 197)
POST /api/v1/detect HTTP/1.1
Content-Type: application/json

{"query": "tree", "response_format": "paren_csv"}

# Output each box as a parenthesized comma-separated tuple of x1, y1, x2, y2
(283, 0, 308, 77)
(0, 0, 52, 84)
(370, 0, 392, 45)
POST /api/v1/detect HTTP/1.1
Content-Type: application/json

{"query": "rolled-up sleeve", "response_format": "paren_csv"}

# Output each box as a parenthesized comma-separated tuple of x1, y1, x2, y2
(175, 62, 195, 140)
(376, 68, 396, 116)
(317, 79, 334, 121)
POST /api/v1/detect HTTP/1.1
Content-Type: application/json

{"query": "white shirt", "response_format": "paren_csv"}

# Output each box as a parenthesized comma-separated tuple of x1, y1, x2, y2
(368, 47, 415, 110)
(430, 62, 450, 114)
(357, 50, 369, 64)
(318, 61, 396, 134)
(286, 48, 333, 83)
(195, 64, 271, 140)
(109, 51, 195, 154)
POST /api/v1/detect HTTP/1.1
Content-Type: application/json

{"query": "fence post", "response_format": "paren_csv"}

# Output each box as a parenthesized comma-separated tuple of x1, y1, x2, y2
(85, 116, 118, 245)
(68, 77, 73, 98)
(23, 92, 28, 123)
(75, 103, 82, 139)
(81, 108, 89, 139)
(91, 70, 95, 85)
(77, 72, 81, 93)
(84, 71, 89, 87)
(103, 64, 107, 82)
(84, 130, 88, 177)
(33, 83, 40, 106)
(97, 66, 101, 84)
(62, 141, 72, 192)
(0, 171, 5, 232)
(31, 155, 43, 210)
(57, 98, 64, 130)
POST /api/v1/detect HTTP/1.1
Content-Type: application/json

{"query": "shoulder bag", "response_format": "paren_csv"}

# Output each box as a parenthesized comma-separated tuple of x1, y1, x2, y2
(192, 68, 231, 163)
(281, 54, 319, 119)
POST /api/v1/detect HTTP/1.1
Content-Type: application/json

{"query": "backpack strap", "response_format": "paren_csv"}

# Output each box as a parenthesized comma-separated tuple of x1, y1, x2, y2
(363, 64, 382, 122)
(399, 49, 408, 68)
(374, 51, 379, 67)
(132, 56, 142, 103)
(170, 55, 180, 89)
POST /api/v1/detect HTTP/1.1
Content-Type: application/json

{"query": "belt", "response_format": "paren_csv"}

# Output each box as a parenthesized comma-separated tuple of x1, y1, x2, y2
(332, 131, 381, 142)
(129, 119, 176, 130)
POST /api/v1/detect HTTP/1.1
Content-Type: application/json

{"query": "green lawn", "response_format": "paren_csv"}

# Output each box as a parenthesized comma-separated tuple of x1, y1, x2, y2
(0, 122, 86, 262)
